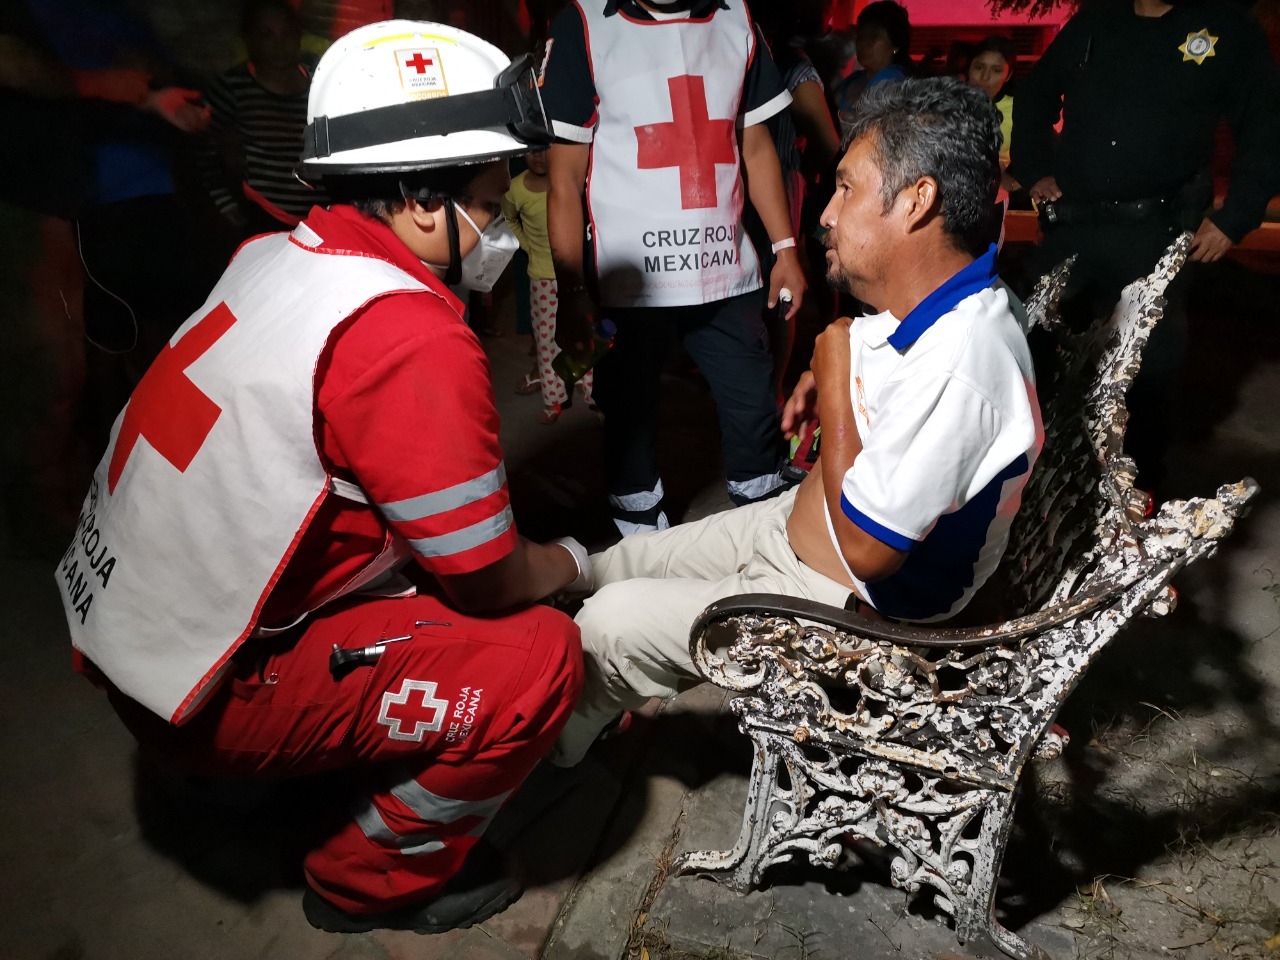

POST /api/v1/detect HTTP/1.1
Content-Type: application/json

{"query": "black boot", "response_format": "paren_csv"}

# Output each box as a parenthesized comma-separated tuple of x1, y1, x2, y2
(302, 840, 522, 934)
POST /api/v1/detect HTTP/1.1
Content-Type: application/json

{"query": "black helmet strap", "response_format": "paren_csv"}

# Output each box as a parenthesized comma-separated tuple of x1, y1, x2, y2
(302, 54, 551, 163)
(399, 183, 464, 286)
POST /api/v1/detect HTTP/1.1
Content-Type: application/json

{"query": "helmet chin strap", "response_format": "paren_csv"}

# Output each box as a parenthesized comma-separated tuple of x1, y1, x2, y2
(398, 181, 464, 285)
(441, 196, 462, 287)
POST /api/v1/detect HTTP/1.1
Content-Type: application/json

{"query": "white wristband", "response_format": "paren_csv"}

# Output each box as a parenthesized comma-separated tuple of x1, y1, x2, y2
(552, 537, 594, 593)
(771, 237, 797, 254)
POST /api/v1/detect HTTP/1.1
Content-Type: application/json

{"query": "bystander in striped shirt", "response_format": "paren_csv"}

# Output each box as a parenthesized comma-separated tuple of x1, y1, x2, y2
(199, 56, 328, 227)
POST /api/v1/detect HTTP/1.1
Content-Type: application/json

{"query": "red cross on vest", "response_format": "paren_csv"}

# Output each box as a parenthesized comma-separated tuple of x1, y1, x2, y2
(403, 52, 433, 74)
(107, 302, 237, 494)
(635, 75, 736, 210)
(378, 679, 449, 742)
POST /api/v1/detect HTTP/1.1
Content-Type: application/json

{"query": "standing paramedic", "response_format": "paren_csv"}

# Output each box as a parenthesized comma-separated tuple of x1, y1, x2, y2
(55, 21, 590, 935)
(551, 79, 1044, 766)
(540, 0, 808, 535)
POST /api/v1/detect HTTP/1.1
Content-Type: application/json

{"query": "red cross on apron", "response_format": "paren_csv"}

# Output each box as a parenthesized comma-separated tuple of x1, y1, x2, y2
(635, 75, 736, 210)
(107, 303, 237, 494)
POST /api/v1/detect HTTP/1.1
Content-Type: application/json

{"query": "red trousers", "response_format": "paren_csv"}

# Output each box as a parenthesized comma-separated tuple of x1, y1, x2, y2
(106, 593, 582, 914)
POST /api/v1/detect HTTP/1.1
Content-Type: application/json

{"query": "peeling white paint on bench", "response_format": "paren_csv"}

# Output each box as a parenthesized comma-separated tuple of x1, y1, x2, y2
(674, 234, 1258, 960)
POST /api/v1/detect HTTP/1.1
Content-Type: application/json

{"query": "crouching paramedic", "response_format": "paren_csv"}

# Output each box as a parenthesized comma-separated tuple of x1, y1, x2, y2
(552, 79, 1044, 766)
(55, 21, 589, 935)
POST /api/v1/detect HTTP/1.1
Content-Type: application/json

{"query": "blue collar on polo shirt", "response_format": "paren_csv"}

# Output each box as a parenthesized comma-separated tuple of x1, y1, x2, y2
(887, 243, 999, 351)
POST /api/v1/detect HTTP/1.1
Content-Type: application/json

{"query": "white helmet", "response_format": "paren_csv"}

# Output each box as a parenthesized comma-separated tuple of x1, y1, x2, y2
(298, 20, 551, 178)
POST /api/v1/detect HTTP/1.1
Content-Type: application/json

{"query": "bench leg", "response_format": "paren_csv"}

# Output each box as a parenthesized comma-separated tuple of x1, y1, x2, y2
(952, 790, 1050, 960)
(674, 727, 792, 892)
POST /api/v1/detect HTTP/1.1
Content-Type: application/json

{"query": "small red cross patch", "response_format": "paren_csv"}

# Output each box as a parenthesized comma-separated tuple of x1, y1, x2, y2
(635, 75, 736, 210)
(378, 679, 449, 742)
(107, 302, 237, 494)
(403, 52, 433, 73)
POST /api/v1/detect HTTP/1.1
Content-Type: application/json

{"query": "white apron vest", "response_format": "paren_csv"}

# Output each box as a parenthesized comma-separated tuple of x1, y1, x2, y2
(581, 2, 763, 309)
(56, 224, 431, 723)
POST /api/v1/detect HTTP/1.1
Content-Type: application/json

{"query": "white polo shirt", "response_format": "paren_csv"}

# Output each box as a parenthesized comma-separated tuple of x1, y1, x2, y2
(833, 245, 1043, 622)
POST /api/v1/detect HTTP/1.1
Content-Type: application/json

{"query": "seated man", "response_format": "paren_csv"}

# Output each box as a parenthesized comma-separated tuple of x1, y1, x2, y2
(56, 22, 590, 935)
(554, 77, 1044, 766)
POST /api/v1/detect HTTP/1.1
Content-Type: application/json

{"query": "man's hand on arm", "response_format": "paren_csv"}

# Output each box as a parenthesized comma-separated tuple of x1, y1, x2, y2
(740, 123, 806, 320)
(811, 319, 907, 584)
(1188, 217, 1234, 263)
(433, 536, 588, 614)
(547, 141, 597, 361)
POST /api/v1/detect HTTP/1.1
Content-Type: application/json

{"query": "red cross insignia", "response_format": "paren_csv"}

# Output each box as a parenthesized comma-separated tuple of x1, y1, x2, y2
(403, 52, 433, 73)
(396, 47, 447, 96)
(635, 75, 736, 210)
(107, 302, 237, 494)
(378, 679, 449, 742)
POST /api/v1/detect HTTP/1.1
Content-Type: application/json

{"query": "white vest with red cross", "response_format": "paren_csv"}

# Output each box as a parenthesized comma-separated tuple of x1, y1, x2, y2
(581, 2, 763, 309)
(56, 224, 431, 724)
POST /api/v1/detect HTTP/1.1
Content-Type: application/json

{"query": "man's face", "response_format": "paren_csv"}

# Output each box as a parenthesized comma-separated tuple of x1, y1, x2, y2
(820, 135, 895, 304)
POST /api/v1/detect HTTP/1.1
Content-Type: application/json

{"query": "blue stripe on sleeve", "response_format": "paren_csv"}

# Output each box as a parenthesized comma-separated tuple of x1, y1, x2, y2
(840, 495, 918, 552)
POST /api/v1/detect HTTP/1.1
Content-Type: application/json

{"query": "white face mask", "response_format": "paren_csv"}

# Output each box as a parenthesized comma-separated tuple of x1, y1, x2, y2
(451, 204, 519, 292)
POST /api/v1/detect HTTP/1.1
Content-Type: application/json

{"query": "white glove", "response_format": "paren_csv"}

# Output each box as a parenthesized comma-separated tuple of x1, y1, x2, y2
(551, 537, 594, 594)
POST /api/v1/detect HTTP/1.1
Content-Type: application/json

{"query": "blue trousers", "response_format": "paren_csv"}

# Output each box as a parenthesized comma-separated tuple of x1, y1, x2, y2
(593, 289, 783, 529)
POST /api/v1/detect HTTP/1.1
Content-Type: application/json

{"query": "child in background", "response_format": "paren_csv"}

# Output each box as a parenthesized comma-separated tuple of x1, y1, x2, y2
(503, 148, 591, 424)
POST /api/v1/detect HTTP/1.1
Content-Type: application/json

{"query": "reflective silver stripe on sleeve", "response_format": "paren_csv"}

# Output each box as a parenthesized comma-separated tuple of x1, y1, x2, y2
(329, 477, 369, 504)
(379, 464, 507, 523)
(352, 802, 446, 856)
(742, 90, 791, 128)
(407, 506, 514, 558)
(390, 780, 512, 824)
(551, 119, 594, 143)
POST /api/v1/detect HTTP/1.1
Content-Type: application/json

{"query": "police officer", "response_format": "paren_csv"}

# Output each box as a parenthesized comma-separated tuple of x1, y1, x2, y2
(541, 0, 807, 535)
(1013, 0, 1280, 490)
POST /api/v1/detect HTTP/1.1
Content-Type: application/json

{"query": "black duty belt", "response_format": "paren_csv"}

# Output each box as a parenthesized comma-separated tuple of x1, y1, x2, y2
(1039, 195, 1180, 228)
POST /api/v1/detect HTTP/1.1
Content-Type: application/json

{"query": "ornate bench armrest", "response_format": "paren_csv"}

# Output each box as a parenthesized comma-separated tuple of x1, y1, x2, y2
(689, 477, 1259, 697)
(687, 580, 1121, 694)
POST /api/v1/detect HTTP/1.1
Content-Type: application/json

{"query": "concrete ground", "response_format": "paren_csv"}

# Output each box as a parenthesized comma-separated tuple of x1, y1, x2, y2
(2, 255, 1279, 960)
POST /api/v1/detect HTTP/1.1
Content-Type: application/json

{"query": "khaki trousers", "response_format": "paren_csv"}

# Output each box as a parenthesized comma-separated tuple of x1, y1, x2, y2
(552, 487, 853, 765)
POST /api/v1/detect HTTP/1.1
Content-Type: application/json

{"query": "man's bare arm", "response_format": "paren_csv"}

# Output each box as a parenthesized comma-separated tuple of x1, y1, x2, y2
(810, 320, 907, 583)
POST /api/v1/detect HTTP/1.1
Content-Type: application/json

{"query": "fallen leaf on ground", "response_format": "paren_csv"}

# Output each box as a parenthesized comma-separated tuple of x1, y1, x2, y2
(1165, 932, 1213, 949)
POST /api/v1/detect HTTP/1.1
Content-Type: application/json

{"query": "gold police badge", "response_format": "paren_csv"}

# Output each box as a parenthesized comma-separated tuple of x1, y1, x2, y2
(1179, 28, 1218, 65)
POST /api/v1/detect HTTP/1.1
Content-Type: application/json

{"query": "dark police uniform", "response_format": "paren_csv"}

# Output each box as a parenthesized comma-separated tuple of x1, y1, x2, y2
(1012, 0, 1280, 487)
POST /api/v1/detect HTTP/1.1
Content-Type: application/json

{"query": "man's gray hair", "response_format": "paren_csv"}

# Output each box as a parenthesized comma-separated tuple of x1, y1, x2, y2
(843, 78, 1002, 256)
